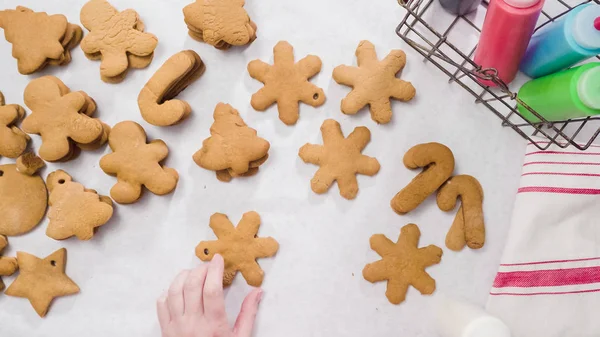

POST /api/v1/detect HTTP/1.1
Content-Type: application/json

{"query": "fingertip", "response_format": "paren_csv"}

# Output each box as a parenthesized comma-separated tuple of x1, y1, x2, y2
(212, 253, 224, 265)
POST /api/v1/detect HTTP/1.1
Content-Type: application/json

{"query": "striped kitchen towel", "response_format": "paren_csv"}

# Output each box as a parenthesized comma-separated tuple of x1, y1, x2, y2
(486, 139, 600, 337)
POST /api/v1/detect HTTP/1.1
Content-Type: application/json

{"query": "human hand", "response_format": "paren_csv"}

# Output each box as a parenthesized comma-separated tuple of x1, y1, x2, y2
(157, 254, 263, 337)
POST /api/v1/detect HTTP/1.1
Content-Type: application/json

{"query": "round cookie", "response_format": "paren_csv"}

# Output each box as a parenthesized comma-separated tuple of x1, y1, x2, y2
(0, 163, 47, 236)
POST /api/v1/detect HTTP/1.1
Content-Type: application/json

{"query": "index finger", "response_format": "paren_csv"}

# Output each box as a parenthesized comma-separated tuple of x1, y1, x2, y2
(203, 254, 227, 321)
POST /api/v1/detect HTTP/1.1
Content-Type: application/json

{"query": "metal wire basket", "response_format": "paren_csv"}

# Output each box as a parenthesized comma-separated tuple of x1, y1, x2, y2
(396, 0, 600, 150)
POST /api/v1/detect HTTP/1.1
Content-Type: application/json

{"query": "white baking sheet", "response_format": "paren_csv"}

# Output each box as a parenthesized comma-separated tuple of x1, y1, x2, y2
(0, 0, 525, 336)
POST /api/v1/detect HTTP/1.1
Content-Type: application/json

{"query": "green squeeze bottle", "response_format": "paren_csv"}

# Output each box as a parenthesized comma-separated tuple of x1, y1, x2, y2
(517, 63, 600, 122)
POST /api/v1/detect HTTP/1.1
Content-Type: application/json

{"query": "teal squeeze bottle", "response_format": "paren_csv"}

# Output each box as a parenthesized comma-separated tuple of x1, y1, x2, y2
(517, 63, 600, 122)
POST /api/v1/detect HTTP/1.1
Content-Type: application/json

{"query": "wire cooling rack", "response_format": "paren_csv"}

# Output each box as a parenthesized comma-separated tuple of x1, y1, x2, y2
(396, 0, 600, 150)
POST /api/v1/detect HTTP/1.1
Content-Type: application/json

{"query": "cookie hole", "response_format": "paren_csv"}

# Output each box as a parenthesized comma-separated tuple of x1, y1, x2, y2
(254, 234, 258, 238)
(50, 260, 56, 266)
(313, 93, 319, 100)
(203, 248, 209, 255)
(0, 170, 3, 177)
(58, 179, 66, 184)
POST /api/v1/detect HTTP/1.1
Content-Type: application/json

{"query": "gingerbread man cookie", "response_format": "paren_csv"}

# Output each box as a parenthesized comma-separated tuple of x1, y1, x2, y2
(80, 0, 158, 82)
(21, 76, 106, 162)
(437, 175, 485, 251)
(139, 50, 205, 126)
(193, 103, 270, 182)
(0, 7, 81, 74)
(183, 0, 257, 49)
(0, 235, 18, 291)
(5, 248, 79, 317)
(299, 119, 380, 199)
(391, 143, 455, 214)
(46, 170, 113, 241)
(333, 41, 416, 124)
(196, 212, 279, 286)
(0, 91, 29, 158)
(100, 121, 179, 204)
(363, 224, 442, 304)
(248, 41, 326, 125)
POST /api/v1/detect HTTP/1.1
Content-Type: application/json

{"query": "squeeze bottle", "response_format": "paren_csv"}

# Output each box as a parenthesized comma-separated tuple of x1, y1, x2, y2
(439, 0, 482, 16)
(520, 4, 600, 78)
(435, 295, 512, 337)
(517, 63, 600, 122)
(473, 0, 545, 86)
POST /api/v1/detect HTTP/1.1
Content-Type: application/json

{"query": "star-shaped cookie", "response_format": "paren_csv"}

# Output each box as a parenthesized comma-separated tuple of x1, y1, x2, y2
(363, 224, 442, 304)
(248, 41, 326, 125)
(299, 119, 380, 200)
(333, 40, 416, 124)
(0, 91, 29, 158)
(5, 248, 79, 317)
(196, 212, 279, 287)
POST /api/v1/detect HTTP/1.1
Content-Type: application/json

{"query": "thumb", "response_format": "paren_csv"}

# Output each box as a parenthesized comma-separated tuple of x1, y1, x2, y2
(233, 288, 263, 337)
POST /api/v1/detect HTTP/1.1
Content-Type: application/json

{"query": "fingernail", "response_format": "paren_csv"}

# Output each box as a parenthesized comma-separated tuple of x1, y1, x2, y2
(256, 289, 263, 303)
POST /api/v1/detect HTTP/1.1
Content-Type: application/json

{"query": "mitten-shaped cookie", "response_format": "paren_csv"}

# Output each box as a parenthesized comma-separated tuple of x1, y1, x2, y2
(193, 103, 270, 181)
(46, 170, 113, 241)
(299, 119, 380, 199)
(248, 41, 325, 125)
(391, 143, 455, 214)
(0, 235, 18, 291)
(437, 175, 485, 251)
(333, 40, 416, 124)
(100, 121, 179, 204)
(21, 76, 104, 162)
(363, 224, 442, 304)
(80, 0, 158, 80)
(196, 212, 279, 286)
(183, 0, 257, 49)
(0, 92, 29, 158)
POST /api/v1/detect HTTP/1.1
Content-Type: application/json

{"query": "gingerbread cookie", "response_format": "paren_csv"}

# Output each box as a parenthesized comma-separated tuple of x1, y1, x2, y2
(100, 121, 179, 204)
(248, 41, 326, 125)
(0, 6, 82, 74)
(391, 143, 455, 214)
(299, 119, 380, 200)
(21, 76, 108, 162)
(363, 224, 442, 304)
(437, 175, 485, 251)
(193, 103, 270, 182)
(46, 170, 113, 241)
(5, 248, 79, 317)
(0, 91, 29, 158)
(183, 0, 257, 49)
(333, 41, 416, 124)
(16, 151, 45, 176)
(0, 235, 18, 291)
(0, 154, 47, 236)
(80, 0, 158, 82)
(196, 212, 279, 286)
(139, 50, 205, 126)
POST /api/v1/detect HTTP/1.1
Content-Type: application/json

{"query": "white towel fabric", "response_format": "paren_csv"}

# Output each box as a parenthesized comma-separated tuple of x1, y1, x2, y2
(486, 139, 600, 337)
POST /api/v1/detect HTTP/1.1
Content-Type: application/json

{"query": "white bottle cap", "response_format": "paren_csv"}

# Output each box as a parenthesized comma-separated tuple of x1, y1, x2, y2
(435, 295, 512, 337)
(462, 316, 513, 337)
(503, 0, 541, 9)
(578, 66, 600, 110)
(573, 5, 600, 50)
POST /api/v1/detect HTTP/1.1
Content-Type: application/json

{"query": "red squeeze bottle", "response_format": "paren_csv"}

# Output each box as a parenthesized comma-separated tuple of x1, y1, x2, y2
(473, 0, 545, 86)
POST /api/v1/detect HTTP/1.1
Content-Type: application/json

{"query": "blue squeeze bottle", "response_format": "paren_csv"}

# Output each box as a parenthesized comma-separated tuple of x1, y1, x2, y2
(520, 3, 600, 78)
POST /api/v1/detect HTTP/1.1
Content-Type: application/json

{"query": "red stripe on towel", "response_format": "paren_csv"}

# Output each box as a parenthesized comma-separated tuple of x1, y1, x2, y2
(522, 172, 600, 178)
(500, 257, 600, 267)
(526, 151, 600, 156)
(490, 288, 600, 296)
(527, 141, 600, 148)
(493, 266, 600, 288)
(524, 161, 600, 166)
(518, 187, 600, 194)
